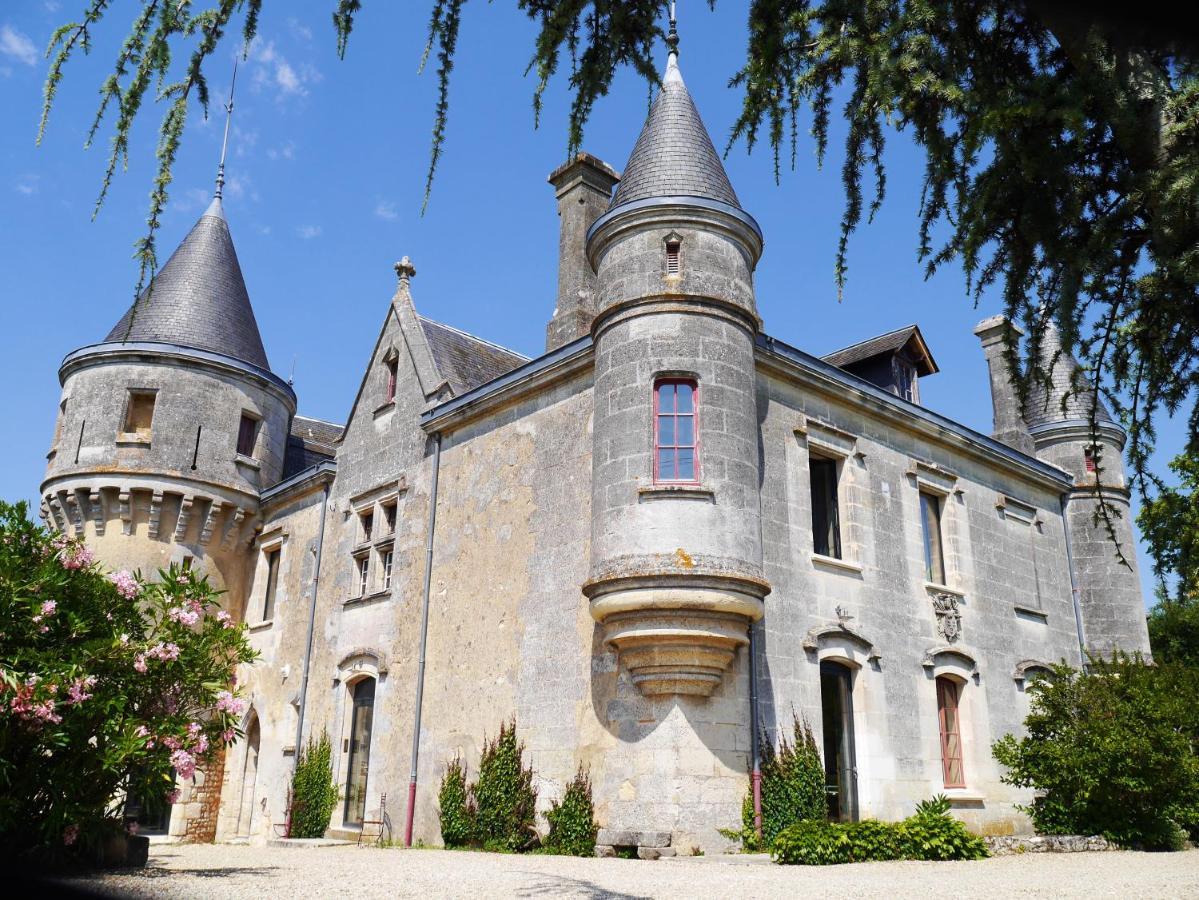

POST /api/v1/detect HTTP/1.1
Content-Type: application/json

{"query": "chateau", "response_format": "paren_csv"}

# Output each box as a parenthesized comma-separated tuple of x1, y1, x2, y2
(40, 37, 1149, 851)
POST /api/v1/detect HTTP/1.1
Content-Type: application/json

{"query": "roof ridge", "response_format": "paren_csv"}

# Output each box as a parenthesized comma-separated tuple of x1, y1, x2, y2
(822, 324, 918, 359)
(417, 315, 530, 361)
(293, 413, 344, 429)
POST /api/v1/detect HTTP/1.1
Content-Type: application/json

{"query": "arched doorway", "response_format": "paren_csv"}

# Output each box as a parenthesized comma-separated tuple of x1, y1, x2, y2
(819, 660, 858, 821)
(237, 715, 261, 837)
(343, 677, 376, 827)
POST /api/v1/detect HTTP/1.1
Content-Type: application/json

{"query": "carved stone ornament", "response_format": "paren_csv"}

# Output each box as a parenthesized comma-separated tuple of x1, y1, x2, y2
(932, 592, 962, 643)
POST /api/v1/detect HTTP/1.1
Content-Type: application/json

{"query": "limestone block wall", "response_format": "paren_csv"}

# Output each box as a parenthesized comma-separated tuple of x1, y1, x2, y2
(756, 366, 1087, 835)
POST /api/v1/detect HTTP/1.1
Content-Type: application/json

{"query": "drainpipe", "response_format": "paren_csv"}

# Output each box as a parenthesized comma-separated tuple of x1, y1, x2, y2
(293, 478, 331, 764)
(748, 624, 762, 842)
(1060, 492, 1089, 666)
(405, 432, 442, 847)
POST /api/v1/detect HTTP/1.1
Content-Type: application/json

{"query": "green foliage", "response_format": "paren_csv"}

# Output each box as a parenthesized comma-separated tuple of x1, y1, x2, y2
(438, 755, 475, 848)
(992, 655, 1199, 849)
(1141, 449, 1199, 662)
(543, 766, 598, 857)
(472, 718, 537, 853)
(771, 798, 987, 865)
(290, 732, 339, 839)
(0, 501, 256, 862)
(735, 714, 827, 850)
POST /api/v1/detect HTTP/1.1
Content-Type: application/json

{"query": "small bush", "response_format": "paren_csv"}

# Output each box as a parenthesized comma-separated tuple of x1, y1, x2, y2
(772, 796, 988, 865)
(992, 654, 1199, 849)
(543, 767, 599, 856)
(438, 756, 474, 847)
(290, 732, 339, 839)
(736, 714, 827, 849)
(472, 719, 537, 852)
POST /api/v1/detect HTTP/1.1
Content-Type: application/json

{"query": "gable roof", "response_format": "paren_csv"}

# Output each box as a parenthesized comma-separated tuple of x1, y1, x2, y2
(105, 197, 270, 370)
(822, 325, 939, 377)
(607, 53, 740, 212)
(418, 317, 528, 396)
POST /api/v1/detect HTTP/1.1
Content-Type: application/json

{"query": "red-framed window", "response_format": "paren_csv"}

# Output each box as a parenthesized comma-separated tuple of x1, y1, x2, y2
(654, 378, 699, 483)
(936, 676, 966, 788)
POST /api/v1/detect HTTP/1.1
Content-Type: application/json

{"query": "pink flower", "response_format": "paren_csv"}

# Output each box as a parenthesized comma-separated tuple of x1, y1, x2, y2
(66, 675, 97, 704)
(63, 824, 79, 846)
(107, 570, 139, 600)
(216, 610, 234, 628)
(40, 600, 57, 617)
(134, 655, 147, 673)
(187, 722, 202, 736)
(194, 734, 210, 754)
(222, 728, 235, 743)
(168, 605, 200, 626)
(135, 725, 150, 738)
(162, 735, 182, 751)
(166, 789, 181, 804)
(215, 690, 247, 716)
(170, 748, 196, 780)
(32, 700, 61, 724)
(60, 543, 95, 570)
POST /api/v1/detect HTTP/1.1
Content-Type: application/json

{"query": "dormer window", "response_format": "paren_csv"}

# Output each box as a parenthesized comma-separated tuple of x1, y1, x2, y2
(664, 233, 682, 276)
(893, 358, 918, 403)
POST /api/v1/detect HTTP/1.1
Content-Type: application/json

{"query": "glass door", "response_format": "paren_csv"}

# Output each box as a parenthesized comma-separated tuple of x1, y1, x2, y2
(820, 661, 859, 821)
(343, 678, 375, 826)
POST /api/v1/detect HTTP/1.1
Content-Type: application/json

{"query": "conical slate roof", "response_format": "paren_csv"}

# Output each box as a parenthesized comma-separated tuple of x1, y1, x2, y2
(608, 53, 740, 211)
(1023, 323, 1114, 428)
(105, 197, 270, 370)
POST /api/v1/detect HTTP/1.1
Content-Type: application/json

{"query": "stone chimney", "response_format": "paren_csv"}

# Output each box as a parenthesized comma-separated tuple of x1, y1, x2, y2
(545, 153, 620, 352)
(973, 316, 1035, 455)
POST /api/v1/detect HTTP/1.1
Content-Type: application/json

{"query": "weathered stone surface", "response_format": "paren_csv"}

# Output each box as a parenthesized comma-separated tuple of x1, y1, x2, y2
(637, 846, 676, 860)
(984, 835, 1119, 855)
(595, 844, 617, 858)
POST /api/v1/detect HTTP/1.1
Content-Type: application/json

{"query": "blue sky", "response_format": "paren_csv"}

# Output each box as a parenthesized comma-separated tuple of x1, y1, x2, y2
(0, 1, 1181, 604)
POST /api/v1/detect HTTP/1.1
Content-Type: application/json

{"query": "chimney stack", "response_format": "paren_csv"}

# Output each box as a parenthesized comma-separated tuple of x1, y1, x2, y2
(545, 153, 620, 351)
(973, 316, 1035, 455)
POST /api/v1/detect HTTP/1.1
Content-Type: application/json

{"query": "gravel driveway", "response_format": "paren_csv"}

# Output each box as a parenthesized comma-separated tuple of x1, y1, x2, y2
(53, 842, 1199, 899)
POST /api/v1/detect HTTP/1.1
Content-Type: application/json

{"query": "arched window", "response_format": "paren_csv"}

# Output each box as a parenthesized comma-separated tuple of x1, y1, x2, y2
(936, 676, 965, 788)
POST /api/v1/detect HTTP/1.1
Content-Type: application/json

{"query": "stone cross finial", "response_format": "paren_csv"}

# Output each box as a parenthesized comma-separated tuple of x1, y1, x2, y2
(395, 256, 416, 285)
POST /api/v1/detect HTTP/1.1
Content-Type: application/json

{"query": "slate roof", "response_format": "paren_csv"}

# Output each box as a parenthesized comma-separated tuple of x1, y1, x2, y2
(822, 325, 939, 376)
(1023, 326, 1114, 427)
(104, 197, 270, 370)
(608, 53, 740, 211)
(418, 317, 529, 395)
(281, 414, 344, 481)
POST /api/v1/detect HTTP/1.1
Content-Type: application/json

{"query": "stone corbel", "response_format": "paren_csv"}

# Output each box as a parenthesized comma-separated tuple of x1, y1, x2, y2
(174, 496, 195, 542)
(88, 490, 106, 536)
(118, 490, 133, 536)
(147, 491, 166, 540)
(221, 507, 247, 551)
(199, 500, 223, 546)
(62, 490, 85, 536)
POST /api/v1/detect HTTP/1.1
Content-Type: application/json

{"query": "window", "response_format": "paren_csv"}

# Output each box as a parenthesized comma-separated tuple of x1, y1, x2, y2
(382, 548, 394, 591)
(359, 511, 374, 545)
(665, 240, 681, 275)
(654, 379, 698, 483)
(182, 555, 193, 572)
(355, 554, 370, 597)
(920, 491, 947, 584)
(382, 501, 396, 536)
(261, 548, 280, 621)
(237, 413, 259, 458)
(936, 677, 965, 788)
(894, 359, 918, 403)
(810, 456, 842, 559)
(123, 391, 156, 439)
(1084, 446, 1097, 473)
(384, 356, 398, 403)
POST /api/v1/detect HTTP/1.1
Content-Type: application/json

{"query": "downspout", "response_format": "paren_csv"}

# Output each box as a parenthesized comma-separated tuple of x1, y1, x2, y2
(748, 624, 762, 842)
(1060, 492, 1089, 665)
(293, 478, 331, 763)
(404, 431, 442, 846)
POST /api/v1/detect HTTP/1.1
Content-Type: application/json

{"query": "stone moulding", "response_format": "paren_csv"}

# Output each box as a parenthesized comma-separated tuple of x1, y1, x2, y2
(584, 573, 767, 697)
(801, 621, 880, 665)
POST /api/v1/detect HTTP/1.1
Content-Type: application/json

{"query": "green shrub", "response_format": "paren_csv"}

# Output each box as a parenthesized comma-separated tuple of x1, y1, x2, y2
(543, 766, 599, 856)
(772, 796, 987, 865)
(472, 719, 537, 852)
(438, 755, 475, 847)
(0, 503, 256, 862)
(992, 654, 1199, 849)
(736, 714, 827, 849)
(290, 732, 339, 839)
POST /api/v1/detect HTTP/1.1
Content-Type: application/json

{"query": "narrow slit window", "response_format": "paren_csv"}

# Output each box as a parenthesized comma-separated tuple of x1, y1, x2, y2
(810, 457, 842, 559)
(665, 241, 681, 275)
(382, 502, 396, 535)
(356, 554, 370, 597)
(237, 414, 259, 458)
(382, 548, 394, 591)
(654, 378, 698, 483)
(262, 548, 280, 621)
(936, 676, 966, 788)
(360, 511, 374, 544)
(920, 490, 947, 584)
(123, 391, 156, 439)
(384, 357, 398, 403)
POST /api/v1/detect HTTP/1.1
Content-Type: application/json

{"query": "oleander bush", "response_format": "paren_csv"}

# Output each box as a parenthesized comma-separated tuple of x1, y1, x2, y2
(771, 795, 988, 865)
(543, 766, 599, 857)
(290, 732, 339, 839)
(0, 501, 256, 864)
(438, 755, 474, 847)
(992, 654, 1199, 850)
(731, 714, 827, 850)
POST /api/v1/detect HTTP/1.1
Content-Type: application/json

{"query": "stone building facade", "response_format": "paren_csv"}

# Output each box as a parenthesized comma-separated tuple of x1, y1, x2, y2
(41, 41, 1149, 850)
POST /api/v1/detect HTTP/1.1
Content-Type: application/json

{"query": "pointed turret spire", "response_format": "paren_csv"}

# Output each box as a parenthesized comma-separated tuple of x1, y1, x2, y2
(1023, 319, 1114, 428)
(606, 4, 740, 213)
(213, 59, 238, 204)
